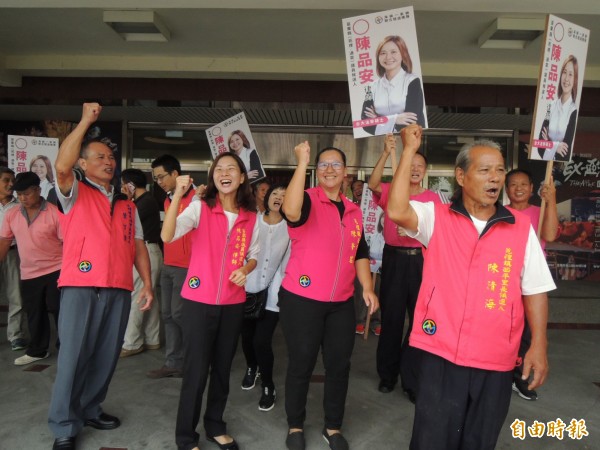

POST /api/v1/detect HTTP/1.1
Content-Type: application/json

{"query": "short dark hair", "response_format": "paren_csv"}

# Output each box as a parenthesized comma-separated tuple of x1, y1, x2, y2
(252, 178, 272, 194)
(80, 138, 106, 159)
(351, 179, 364, 190)
(315, 147, 347, 166)
(121, 168, 147, 189)
(414, 151, 428, 165)
(151, 154, 181, 174)
(264, 184, 287, 216)
(505, 169, 533, 187)
(0, 167, 15, 177)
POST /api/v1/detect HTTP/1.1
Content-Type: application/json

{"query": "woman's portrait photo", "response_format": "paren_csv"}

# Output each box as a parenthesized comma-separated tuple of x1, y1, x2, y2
(30, 154, 57, 203)
(536, 55, 579, 161)
(361, 35, 426, 136)
(228, 129, 266, 183)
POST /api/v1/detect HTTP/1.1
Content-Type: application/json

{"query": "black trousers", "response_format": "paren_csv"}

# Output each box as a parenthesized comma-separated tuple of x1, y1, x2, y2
(410, 352, 512, 450)
(175, 299, 245, 450)
(279, 288, 355, 430)
(21, 270, 60, 357)
(240, 310, 280, 387)
(514, 319, 531, 379)
(376, 245, 423, 392)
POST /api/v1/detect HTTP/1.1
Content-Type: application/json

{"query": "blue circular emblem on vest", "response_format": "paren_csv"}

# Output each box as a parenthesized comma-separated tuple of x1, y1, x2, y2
(422, 319, 437, 335)
(299, 275, 311, 288)
(188, 276, 200, 289)
(78, 261, 92, 273)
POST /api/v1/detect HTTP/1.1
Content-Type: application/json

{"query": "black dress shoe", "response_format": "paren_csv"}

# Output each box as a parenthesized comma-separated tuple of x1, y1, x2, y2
(207, 435, 239, 450)
(84, 412, 121, 430)
(378, 380, 395, 393)
(53, 436, 76, 450)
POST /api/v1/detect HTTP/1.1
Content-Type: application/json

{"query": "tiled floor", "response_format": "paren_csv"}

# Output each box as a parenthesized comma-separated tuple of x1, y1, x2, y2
(1, 283, 598, 449)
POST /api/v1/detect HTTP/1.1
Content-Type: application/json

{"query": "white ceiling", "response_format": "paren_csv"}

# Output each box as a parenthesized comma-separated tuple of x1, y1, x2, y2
(0, 0, 599, 87)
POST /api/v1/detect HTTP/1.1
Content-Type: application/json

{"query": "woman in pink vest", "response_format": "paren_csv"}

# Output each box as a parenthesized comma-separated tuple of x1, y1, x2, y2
(161, 153, 259, 450)
(280, 142, 379, 450)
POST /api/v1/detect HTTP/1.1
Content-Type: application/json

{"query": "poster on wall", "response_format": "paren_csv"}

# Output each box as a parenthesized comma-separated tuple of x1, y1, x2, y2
(343, 6, 428, 139)
(529, 15, 590, 162)
(205, 112, 266, 184)
(7, 135, 58, 201)
(360, 185, 385, 273)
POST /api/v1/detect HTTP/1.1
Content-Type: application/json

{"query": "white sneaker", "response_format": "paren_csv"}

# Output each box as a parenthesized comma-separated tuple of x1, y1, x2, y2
(14, 352, 50, 366)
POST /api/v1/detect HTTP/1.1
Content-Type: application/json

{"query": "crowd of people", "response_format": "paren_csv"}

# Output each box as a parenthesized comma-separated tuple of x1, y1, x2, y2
(0, 104, 560, 450)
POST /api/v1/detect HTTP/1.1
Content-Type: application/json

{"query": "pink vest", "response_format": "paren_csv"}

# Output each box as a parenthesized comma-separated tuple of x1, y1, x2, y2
(180, 200, 257, 305)
(59, 182, 136, 290)
(410, 202, 531, 371)
(163, 190, 194, 268)
(374, 183, 441, 247)
(282, 186, 363, 302)
(517, 205, 546, 251)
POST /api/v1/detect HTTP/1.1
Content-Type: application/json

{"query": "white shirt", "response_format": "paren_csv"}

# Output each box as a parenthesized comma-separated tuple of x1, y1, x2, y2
(408, 201, 556, 295)
(371, 69, 418, 134)
(543, 96, 576, 161)
(170, 200, 260, 263)
(246, 213, 290, 297)
(39, 178, 54, 199)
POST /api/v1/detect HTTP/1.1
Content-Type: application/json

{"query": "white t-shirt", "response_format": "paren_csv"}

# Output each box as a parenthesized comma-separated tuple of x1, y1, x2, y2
(408, 201, 556, 295)
(371, 69, 418, 134)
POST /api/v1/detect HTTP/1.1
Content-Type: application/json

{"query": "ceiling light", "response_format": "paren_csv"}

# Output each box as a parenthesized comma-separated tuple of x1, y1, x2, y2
(103, 10, 170, 42)
(478, 17, 545, 49)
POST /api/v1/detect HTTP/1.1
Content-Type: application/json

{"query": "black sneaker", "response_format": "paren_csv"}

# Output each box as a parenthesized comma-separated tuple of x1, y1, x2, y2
(241, 366, 259, 390)
(512, 379, 538, 401)
(259, 385, 276, 411)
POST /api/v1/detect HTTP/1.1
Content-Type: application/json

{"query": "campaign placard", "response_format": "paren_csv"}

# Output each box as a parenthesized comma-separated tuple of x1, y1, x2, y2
(529, 15, 590, 162)
(343, 6, 428, 139)
(360, 184, 385, 273)
(205, 112, 266, 184)
(7, 135, 59, 200)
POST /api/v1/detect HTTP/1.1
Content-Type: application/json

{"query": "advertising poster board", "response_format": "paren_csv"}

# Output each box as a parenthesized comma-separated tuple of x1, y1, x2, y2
(343, 6, 427, 139)
(529, 15, 590, 162)
(7, 135, 59, 201)
(205, 112, 266, 184)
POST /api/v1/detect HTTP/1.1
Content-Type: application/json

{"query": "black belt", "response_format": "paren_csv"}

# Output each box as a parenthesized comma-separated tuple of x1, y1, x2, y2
(391, 246, 421, 255)
(145, 240, 160, 245)
(9, 244, 17, 249)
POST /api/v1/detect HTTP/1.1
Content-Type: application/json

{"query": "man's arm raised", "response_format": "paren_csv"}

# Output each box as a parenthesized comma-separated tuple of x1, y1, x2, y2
(367, 134, 395, 195)
(387, 125, 422, 232)
(55, 103, 101, 196)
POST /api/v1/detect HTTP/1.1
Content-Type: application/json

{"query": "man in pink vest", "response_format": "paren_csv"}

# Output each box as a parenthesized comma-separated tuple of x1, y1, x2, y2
(387, 124, 555, 450)
(147, 154, 197, 379)
(48, 103, 154, 450)
(505, 168, 559, 401)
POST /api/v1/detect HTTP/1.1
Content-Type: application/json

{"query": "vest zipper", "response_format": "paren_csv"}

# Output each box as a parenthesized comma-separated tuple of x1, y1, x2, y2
(216, 230, 231, 305)
(330, 221, 345, 301)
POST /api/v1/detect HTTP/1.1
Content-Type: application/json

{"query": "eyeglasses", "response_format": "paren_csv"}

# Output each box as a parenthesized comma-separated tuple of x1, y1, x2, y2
(152, 172, 171, 182)
(317, 161, 344, 171)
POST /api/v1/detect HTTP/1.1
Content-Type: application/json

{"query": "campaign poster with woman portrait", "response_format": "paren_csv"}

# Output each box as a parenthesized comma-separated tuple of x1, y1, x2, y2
(205, 112, 266, 184)
(7, 135, 59, 202)
(343, 6, 428, 139)
(529, 15, 589, 162)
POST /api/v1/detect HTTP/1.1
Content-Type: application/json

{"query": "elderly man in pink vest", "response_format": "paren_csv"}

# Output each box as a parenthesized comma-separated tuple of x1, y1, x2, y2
(48, 103, 154, 450)
(387, 124, 555, 450)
